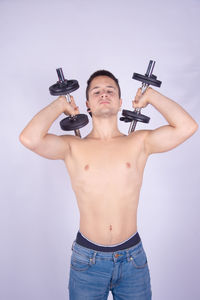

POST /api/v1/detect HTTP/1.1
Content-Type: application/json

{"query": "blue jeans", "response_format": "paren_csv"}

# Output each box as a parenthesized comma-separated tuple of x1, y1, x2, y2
(68, 239, 152, 299)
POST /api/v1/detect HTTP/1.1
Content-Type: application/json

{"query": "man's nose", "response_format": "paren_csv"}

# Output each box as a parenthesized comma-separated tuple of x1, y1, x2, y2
(101, 91, 107, 98)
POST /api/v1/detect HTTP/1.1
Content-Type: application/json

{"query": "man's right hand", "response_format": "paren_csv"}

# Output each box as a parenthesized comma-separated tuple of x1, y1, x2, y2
(19, 94, 81, 160)
(58, 95, 80, 116)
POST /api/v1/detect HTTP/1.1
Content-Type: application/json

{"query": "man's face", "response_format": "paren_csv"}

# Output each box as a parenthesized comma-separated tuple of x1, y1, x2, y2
(86, 76, 122, 118)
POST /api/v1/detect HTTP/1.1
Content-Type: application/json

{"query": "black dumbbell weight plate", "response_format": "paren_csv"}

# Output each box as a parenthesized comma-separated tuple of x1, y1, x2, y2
(120, 116, 133, 123)
(122, 109, 150, 123)
(49, 80, 79, 96)
(60, 114, 89, 131)
(132, 73, 162, 87)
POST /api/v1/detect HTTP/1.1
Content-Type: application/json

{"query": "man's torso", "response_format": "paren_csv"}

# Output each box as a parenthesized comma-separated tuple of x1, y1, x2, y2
(64, 130, 149, 245)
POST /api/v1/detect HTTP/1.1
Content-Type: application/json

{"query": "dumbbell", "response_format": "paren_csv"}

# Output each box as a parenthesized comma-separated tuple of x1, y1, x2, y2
(49, 68, 89, 138)
(120, 60, 162, 133)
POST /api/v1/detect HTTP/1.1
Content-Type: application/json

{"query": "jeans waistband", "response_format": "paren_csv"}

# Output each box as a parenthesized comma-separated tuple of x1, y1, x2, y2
(71, 238, 144, 264)
(75, 230, 141, 252)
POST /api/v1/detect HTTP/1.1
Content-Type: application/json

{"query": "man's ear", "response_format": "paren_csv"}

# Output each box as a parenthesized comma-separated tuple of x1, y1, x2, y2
(86, 100, 90, 109)
(86, 100, 92, 117)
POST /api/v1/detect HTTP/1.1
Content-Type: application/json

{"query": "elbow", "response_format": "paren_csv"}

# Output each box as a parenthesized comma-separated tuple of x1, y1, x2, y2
(185, 121, 198, 138)
(19, 133, 37, 150)
(176, 121, 198, 141)
(189, 121, 198, 134)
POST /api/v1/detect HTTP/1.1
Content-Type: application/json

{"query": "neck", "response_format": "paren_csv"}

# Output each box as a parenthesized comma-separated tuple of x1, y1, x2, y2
(88, 115, 122, 140)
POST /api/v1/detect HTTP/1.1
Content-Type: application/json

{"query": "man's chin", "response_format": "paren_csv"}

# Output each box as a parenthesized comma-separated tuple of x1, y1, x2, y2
(94, 110, 117, 118)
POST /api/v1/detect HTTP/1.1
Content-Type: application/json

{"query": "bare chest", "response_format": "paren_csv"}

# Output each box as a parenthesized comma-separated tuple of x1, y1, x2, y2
(64, 137, 148, 191)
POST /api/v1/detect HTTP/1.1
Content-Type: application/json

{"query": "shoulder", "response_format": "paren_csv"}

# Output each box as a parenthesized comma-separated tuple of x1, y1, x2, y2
(58, 134, 81, 154)
(61, 134, 82, 147)
(128, 129, 150, 140)
(128, 129, 150, 154)
(61, 134, 81, 141)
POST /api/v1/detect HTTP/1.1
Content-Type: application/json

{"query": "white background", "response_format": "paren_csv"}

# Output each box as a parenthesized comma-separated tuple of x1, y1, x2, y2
(1, 0, 199, 299)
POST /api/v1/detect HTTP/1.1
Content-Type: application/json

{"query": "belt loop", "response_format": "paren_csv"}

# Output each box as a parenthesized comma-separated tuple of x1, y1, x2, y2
(126, 249, 130, 262)
(90, 251, 97, 264)
(71, 240, 75, 251)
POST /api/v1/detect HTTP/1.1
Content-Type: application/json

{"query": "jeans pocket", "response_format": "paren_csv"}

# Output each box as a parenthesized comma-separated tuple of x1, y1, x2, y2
(70, 250, 91, 272)
(130, 246, 148, 269)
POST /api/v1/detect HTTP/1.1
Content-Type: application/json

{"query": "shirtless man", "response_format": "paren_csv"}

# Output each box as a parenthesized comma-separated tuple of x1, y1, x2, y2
(19, 70, 198, 300)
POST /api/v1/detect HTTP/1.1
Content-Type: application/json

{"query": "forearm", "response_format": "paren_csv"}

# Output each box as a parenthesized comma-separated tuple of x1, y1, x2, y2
(19, 97, 66, 146)
(148, 89, 198, 130)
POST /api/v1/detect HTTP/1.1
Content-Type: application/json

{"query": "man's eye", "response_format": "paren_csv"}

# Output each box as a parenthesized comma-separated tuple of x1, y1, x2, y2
(107, 90, 113, 94)
(94, 91, 100, 95)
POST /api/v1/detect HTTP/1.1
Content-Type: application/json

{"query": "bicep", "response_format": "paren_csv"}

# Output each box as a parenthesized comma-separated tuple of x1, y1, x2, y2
(30, 133, 70, 160)
(144, 125, 195, 154)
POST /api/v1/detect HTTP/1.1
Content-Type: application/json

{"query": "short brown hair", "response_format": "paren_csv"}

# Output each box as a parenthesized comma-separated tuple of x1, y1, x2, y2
(86, 70, 121, 100)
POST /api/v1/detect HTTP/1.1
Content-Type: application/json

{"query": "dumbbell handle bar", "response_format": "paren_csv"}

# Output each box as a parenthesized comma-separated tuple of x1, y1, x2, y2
(56, 68, 81, 138)
(128, 60, 155, 134)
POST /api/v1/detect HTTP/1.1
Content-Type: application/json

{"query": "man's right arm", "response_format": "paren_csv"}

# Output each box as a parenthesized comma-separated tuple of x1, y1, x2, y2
(19, 96, 79, 160)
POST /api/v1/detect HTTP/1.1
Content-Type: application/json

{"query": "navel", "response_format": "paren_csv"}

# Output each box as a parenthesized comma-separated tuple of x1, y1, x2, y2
(126, 162, 131, 168)
(84, 164, 89, 171)
(109, 224, 112, 231)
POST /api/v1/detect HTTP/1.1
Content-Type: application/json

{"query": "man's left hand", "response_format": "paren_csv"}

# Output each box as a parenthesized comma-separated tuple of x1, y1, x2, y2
(132, 87, 152, 109)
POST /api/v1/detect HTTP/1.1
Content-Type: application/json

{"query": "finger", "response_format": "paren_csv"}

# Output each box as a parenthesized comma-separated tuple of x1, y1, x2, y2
(70, 95, 77, 107)
(58, 95, 67, 101)
(134, 94, 141, 103)
(136, 88, 142, 97)
(134, 95, 139, 103)
(70, 95, 74, 102)
(134, 88, 142, 102)
(74, 106, 80, 114)
(132, 100, 139, 108)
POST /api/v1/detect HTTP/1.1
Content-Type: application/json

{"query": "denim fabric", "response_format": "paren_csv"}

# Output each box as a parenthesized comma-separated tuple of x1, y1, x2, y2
(68, 240, 152, 299)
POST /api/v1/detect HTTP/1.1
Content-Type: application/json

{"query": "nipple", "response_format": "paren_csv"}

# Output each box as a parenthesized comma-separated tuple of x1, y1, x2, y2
(109, 225, 112, 231)
(84, 164, 89, 171)
(126, 162, 131, 168)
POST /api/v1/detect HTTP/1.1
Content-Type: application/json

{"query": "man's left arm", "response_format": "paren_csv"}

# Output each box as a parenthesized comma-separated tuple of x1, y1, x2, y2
(133, 88, 198, 154)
